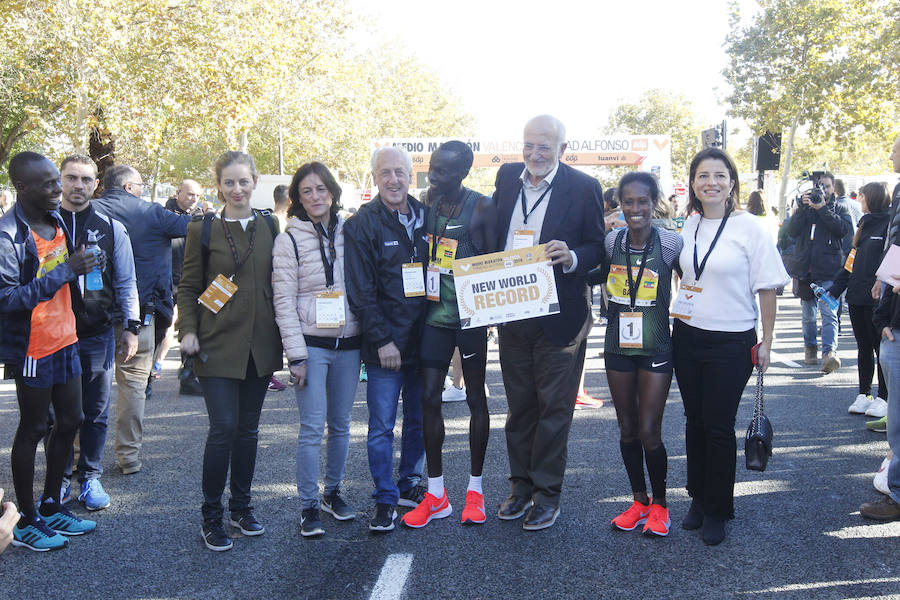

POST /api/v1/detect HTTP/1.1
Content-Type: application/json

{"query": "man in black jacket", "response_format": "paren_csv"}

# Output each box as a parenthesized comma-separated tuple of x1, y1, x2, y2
(493, 115, 605, 530)
(345, 146, 428, 532)
(785, 171, 852, 373)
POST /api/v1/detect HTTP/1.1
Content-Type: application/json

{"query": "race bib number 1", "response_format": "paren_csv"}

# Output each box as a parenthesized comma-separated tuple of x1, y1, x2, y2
(426, 265, 440, 302)
(619, 311, 643, 348)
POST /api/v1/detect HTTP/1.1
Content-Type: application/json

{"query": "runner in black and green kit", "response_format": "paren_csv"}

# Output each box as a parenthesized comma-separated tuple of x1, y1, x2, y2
(603, 172, 683, 538)
(400, 141, 498, 529)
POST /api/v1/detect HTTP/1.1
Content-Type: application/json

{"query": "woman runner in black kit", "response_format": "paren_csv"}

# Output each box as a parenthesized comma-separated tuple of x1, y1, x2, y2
(603, 172, 682, 537)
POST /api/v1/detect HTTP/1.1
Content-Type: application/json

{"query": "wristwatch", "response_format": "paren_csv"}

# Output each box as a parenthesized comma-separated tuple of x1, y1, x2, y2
(125, 320, 142, 336)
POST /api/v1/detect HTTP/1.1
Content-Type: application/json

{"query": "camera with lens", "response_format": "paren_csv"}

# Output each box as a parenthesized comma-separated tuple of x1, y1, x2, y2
(800, 171, 826, 204)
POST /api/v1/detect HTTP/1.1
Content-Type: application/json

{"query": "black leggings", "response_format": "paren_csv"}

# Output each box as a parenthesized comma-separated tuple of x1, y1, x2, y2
(848, 303, 887, 399)
(607, 367, 671, 502)
(11, 376, 83, 519)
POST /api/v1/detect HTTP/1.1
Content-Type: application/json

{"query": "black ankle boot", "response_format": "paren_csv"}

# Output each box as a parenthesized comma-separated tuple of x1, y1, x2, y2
(682, 499, 703, 530)
(701, 515, 726, 546)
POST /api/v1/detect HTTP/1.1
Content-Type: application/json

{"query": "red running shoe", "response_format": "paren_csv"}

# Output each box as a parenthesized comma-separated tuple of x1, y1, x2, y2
(611, 500, 650, 531)
(642, 503, 671, 537)
(461, 490, 486, 525)
(268, 376, 286, 392)
(401, 490, 452, 528)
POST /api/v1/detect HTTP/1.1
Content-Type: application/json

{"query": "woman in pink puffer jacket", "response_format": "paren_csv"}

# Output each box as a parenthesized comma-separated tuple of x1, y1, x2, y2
(271, 162, 361, 538)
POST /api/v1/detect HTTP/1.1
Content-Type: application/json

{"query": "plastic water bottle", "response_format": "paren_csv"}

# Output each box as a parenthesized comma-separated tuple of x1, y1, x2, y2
(810, 283, 838, 311)
(85, 231, 103, 291)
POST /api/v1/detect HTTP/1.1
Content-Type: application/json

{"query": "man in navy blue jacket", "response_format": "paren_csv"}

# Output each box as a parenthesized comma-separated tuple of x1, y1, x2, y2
(92, 165, 189, 474)
(493, 115, 604, 530)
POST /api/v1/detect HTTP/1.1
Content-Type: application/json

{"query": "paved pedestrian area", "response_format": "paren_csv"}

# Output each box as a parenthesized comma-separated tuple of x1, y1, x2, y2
(0, 297, 897, 599)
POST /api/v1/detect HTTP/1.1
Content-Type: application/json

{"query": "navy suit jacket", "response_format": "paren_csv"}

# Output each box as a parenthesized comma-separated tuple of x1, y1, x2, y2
(493, 162, 604, 346)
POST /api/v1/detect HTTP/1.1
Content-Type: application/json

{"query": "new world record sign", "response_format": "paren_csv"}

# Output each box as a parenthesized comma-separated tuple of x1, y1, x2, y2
(453, 245, 559, 329)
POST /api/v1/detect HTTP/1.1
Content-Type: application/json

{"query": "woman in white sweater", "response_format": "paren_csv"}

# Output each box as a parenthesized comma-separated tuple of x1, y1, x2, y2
(272, 162, 361, 538)
(672, 148, 790, 546)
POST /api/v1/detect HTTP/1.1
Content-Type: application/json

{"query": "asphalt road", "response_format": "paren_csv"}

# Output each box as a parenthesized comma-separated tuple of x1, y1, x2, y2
(0, 296, 897, 599)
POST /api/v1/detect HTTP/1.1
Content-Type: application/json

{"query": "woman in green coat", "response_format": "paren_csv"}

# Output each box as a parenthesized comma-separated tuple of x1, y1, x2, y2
(177, 151, 282, 551)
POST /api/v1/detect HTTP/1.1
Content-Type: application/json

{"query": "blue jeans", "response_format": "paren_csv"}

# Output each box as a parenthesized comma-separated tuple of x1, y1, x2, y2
(877, 334, 900, 503)
(801, 280, 838, 354)
(296, 347, 360, 509)
(66, 328, 115, 481)
(366, 364, 424, 505)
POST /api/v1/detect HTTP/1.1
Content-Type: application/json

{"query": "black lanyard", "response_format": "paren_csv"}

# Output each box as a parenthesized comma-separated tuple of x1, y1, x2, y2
(220, 213, 257, 277)
(692, 208, 731, 283)
(520, 181, 553, 225)
(429, 191, 464, 263)
(625, 229, 654, 311)
(314, 218, 337, 288)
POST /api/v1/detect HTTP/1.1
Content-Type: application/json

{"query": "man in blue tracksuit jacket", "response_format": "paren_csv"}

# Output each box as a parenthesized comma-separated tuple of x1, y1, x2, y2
(57, 155, 139, 509)
(92, 164, 189, 474)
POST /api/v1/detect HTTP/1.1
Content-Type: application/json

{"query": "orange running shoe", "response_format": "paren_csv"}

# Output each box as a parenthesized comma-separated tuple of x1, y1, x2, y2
(611, 500, 651, 531)
(461, 490, 486, 525)
(642, 503, 671, 537)
(400, 490, 452, 528)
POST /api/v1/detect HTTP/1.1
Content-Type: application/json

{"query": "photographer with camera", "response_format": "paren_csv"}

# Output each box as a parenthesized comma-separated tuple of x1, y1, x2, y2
(784, 171, 852, 373)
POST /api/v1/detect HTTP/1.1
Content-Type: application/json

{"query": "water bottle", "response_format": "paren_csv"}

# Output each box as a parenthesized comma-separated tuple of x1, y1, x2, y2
(810, 283, 838, 311)
(85, 230, 103, 291)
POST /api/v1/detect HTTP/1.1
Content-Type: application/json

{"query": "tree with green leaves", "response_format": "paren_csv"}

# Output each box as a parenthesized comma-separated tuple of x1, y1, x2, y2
(724, 0, 899, 215)
(603, 89, 703, 186)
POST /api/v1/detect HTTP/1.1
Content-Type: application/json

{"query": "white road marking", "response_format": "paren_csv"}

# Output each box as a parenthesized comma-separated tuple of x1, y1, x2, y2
(770, 351, 802, 368)
(369, 553, 413, 600)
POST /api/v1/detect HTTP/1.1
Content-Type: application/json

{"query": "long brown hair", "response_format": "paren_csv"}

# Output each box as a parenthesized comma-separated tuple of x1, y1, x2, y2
(687, 147, 741, 216)
(852, 181, 890, 247)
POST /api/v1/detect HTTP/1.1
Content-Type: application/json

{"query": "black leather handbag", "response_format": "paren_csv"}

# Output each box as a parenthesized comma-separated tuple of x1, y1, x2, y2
(745, 369, 774, 471)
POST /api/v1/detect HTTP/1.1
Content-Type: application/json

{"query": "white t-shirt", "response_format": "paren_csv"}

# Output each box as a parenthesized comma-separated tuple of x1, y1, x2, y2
(678, 211, 790, 332)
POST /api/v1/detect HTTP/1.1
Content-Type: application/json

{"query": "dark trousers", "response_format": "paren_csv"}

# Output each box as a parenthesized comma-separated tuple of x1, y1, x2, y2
(198, 356, 269, 523)
(68, 328, 115, 481)
(672, 320, 755, 519)
(848, 303, 887, 399)
(498, 317, 588, 506)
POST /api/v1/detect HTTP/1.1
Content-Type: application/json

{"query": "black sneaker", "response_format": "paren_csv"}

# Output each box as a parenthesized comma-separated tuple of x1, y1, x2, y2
(300, 507, 325, 537)
(397, 483, 426, 508)
(322, 491, 356, 521)
(201, 521, 233, 551)
(368, 503, 397, 532)
(229, 509, 265, 536)
(179, 376, 203, 396)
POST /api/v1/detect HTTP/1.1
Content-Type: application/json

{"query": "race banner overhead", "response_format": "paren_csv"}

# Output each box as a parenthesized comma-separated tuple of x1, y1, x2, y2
(373, 135, 673, 193)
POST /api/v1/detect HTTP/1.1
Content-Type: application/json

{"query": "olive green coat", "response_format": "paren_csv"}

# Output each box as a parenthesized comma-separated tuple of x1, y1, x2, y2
(176, 212, 283, 379)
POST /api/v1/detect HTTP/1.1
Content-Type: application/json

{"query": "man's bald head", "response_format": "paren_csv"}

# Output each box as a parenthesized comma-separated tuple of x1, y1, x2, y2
(176, 179, 202, 212)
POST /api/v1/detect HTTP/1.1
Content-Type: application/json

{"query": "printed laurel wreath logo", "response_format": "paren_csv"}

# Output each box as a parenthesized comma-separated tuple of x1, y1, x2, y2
(538, 266, 553, 303)
(459, 280, 475, 317)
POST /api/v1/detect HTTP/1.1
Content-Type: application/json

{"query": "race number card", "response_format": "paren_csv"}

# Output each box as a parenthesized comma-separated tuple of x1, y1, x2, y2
(619, 311, 643, 348)
(671, 284, 702, 321)
(402, 262, 425, 297)
(198, 274, 238, 314)
(315, 291, 346, 328)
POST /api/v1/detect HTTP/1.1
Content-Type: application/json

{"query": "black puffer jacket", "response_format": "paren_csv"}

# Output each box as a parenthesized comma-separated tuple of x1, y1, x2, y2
(829, 211, 889, 306)
(784, 197, 852, 280)
(344, 195, 429, 368)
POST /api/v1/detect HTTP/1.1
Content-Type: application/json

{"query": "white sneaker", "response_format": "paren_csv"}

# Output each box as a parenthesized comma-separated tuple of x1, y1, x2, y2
(442, 385, 466, 402)
(443, 375, 454, 390)
(874, 456, 891, 495)
(849, 394, 874, 414)
(865, 397, 889, 418)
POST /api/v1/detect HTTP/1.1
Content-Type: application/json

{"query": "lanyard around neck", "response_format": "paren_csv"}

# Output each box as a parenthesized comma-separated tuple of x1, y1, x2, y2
(221, 213, 257, 277)
(520, 180, 553, 225)
(625, 229, 654, 311)
(314, 218, 337, 288)
(692, 208, 731, 282)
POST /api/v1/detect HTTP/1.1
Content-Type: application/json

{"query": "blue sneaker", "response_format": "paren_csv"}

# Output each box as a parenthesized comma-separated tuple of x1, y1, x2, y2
(41, 504, 97, 536)
(61, 481, 72, 505)
(79, 479, 111, 511)
(12, 516, 68, 552)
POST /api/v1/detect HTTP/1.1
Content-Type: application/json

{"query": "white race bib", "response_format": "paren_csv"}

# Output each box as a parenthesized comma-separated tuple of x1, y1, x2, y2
(315, 291, 346, 328)
(671, 283, 702, 321)
(619, 311, 643, 348)
(402, 262, 425, 297)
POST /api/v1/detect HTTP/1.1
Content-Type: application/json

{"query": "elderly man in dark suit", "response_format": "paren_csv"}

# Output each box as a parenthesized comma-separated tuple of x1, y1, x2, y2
(494, 114, 604, 530)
